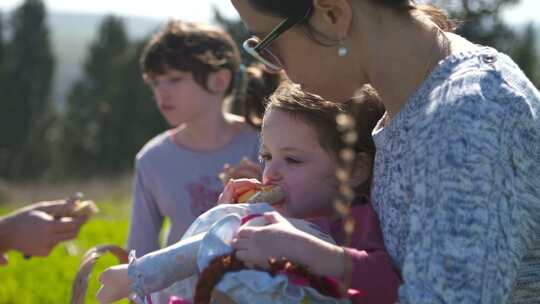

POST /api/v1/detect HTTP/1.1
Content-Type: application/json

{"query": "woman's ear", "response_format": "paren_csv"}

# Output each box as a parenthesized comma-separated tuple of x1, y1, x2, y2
(311, 0, 353, 40)
(350, 152, 372, 188)
(207, 69, 232, 95)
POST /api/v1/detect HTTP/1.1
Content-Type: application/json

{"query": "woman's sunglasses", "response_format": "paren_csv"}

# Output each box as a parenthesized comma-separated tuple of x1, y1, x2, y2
(243, 6, 313, 72)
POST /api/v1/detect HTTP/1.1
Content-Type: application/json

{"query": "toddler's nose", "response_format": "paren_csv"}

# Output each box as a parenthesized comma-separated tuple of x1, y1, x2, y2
(262, 163, 283, 184)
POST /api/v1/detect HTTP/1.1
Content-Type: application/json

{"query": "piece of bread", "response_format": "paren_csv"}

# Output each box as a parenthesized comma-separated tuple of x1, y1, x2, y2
(236, 189, 258, 204)
(69, 200, 99, 217)
(245, 186, 286, 205)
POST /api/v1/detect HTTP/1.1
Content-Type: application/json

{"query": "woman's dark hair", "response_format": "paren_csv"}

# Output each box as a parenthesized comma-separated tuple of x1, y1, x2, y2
(247, 0, 456, 34)
(141, 20, 241, 96)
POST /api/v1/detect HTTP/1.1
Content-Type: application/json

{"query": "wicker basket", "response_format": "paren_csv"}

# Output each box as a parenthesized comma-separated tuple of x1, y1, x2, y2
(70, 245, 131, 304)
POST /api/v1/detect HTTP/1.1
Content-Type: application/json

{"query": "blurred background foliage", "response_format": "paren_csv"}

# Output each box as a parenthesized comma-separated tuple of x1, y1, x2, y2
(0, 0, 537, 185)
(0, 197, 132, 304)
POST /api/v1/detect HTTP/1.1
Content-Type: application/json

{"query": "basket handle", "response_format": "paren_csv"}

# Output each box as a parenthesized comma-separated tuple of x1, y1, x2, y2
(70, 245, 131, 304)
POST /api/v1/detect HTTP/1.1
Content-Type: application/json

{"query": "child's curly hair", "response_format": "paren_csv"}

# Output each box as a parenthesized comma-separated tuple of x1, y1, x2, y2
(140, 20, 241, 96)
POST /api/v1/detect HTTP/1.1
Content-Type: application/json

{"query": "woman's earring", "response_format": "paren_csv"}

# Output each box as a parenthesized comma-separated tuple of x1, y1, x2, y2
(338, 40, 348, 57)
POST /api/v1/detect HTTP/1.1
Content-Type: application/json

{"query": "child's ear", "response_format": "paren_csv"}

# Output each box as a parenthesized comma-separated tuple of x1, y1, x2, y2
(207, 69, 232, 95)
(349, 152, 372, 188)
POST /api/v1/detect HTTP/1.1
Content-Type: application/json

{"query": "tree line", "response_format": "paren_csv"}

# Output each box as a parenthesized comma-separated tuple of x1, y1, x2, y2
(0, 0, 167, 181)
(0, 0, 538, 181)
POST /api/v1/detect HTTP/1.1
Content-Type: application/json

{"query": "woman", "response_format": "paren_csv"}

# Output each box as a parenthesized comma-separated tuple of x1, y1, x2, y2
(230, 0, 540, 303)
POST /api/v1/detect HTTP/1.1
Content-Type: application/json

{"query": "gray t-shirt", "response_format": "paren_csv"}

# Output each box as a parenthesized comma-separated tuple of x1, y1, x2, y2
(372, 47, 540, 303)
(127, 127, 260, 257)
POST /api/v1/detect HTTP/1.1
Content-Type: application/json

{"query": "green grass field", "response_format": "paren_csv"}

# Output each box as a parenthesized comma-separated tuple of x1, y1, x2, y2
(0, 197, 133, 304)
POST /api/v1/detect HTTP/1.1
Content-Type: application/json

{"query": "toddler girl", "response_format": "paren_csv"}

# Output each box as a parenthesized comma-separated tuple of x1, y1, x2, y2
(98, 83, 400, 304)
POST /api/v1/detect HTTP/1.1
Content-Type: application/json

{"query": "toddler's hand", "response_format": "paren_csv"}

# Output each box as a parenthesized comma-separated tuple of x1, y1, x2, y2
(96, 264, 130, 304)
(231, 212, 303, 268)
(219, 158, 262, 184)
(217, 178, 262, 205)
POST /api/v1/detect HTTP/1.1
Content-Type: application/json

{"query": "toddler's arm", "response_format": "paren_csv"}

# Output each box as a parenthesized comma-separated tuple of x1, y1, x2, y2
(232, 208, 401, 304)
(96, 264, 129, 303)
(339, 204, 402, 304)
(97, 232, 204, 303)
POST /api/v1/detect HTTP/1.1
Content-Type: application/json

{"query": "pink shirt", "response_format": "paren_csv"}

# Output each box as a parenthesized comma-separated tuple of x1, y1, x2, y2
(328, 201, 402, 304)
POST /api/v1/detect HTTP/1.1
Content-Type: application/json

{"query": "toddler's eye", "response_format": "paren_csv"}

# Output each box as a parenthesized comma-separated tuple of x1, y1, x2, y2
(285, 157, 301, 164)
(258, 153, 271, 163)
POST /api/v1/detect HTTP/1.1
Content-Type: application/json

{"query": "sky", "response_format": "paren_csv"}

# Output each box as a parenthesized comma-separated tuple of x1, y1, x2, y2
(0, 0, 238, 21)
(0, 0, 538, 26)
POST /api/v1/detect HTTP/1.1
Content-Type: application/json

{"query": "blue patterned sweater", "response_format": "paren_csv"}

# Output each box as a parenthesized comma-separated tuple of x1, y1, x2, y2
(371, 47, 540, 303)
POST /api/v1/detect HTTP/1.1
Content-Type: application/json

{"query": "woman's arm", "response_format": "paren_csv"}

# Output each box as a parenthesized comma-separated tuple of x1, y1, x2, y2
(400, 83, 540, 303)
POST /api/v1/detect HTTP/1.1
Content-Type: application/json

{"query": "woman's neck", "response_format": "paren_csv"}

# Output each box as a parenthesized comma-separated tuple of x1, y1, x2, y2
(352, 14, 453, 120)
(172, 107, 243, 152)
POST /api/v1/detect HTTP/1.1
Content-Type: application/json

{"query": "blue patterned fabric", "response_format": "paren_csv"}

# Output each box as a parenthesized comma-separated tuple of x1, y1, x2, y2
(371, 47, 540, 303)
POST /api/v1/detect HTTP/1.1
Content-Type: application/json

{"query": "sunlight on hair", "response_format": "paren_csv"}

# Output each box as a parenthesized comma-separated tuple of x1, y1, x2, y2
(333, 111, 358, 290)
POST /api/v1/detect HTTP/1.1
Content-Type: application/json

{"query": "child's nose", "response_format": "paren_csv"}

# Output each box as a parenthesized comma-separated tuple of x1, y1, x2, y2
(262, 163, 283, 183)
(155, 86, 171, 100)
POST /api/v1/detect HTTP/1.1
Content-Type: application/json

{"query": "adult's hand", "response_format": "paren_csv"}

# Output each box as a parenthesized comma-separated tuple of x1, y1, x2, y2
(0, 199, 88, 259)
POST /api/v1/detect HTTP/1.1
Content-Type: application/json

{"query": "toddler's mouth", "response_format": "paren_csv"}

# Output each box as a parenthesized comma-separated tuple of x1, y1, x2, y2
(269, 196, 287, 207)
(271, 197, 290, 217)
(245, 184, 287, 206)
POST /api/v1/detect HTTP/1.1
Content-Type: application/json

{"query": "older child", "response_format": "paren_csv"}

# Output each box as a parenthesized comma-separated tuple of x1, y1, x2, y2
(128, 20, 275, 259)
(98, 83, 400, 303)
